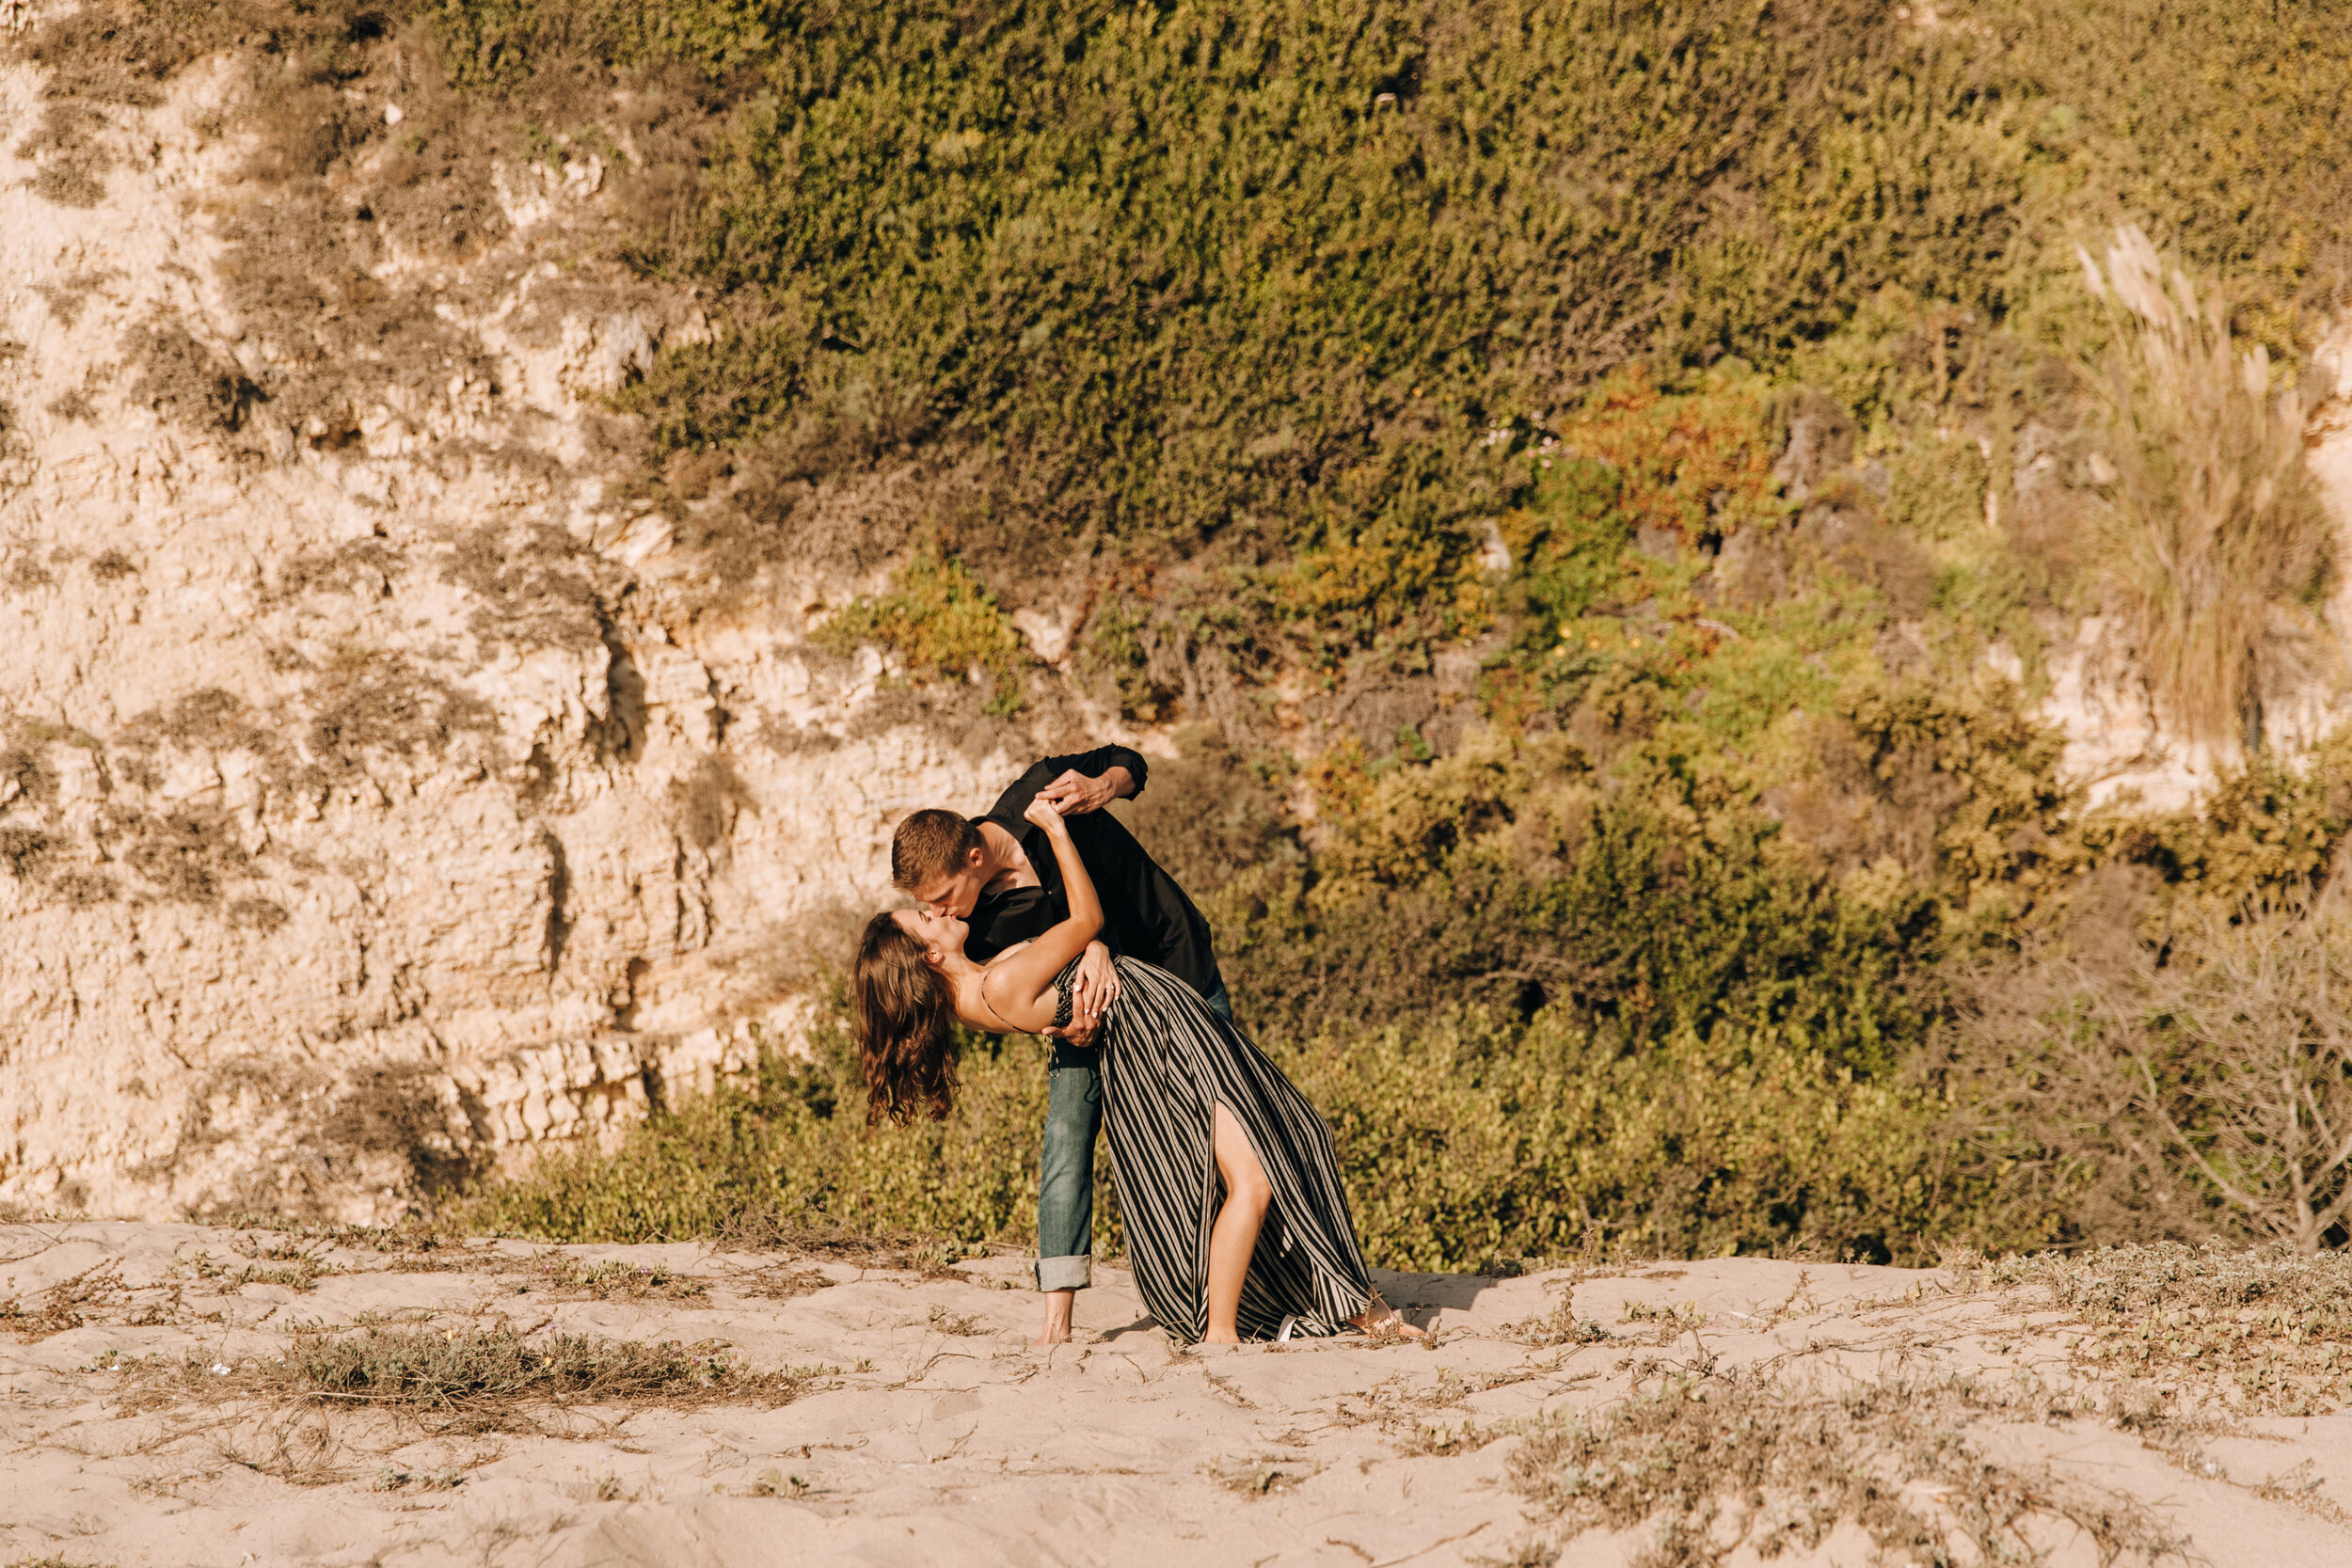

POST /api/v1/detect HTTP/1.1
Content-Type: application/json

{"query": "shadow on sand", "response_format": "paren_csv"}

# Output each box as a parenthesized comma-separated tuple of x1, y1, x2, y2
(1090, 1268, 1505, 1341)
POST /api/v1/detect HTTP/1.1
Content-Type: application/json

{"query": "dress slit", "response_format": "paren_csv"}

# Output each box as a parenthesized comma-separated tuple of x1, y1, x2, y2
(1059, 957, 1374, 1343)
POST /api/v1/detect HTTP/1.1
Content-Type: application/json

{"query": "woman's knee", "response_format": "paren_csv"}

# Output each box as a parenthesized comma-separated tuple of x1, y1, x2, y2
(1220, 1148, 1274, 1212)
(1212, 1106, 1275, 1211)
(1229, 1172, 1272, 1213)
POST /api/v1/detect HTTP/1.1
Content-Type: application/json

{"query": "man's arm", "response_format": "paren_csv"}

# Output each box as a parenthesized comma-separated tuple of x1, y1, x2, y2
(982, 746, 1151, 825)
(1032, 744, 1150, 816)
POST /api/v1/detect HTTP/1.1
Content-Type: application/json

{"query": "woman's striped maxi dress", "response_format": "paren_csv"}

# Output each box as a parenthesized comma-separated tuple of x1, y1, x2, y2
(1056, 957, 1375, 1343)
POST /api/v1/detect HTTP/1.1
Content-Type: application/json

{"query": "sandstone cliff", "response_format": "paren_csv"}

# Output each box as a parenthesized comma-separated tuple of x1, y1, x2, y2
(0, 51, 1116, 1220)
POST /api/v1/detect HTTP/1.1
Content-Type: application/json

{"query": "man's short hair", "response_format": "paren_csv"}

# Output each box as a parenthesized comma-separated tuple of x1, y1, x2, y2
(892, 809, 984, 890)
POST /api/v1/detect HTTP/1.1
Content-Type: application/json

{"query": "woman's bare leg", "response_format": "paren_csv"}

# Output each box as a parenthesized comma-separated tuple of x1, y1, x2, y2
(1203, 1101, 1423, 1342)
(1204, 1101, 1273, 1344)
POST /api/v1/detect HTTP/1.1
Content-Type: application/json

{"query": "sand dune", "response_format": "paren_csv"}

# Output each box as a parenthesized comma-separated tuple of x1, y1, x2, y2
(2, 1223, 2347, 1566)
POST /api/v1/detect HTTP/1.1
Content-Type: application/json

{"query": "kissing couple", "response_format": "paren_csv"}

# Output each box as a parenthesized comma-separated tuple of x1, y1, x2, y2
(855, 744, 1420, 1346)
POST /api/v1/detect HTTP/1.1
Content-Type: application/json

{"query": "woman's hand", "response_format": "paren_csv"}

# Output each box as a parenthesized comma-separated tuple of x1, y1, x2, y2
(1049, 942, 1120, 1046)
(1075, 941, 1120, 1024)
(1022, 795, 1073, 838)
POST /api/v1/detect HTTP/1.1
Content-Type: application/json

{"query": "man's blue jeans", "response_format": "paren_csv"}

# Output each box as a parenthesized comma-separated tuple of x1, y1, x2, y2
(1036, 982, 1232, 1291)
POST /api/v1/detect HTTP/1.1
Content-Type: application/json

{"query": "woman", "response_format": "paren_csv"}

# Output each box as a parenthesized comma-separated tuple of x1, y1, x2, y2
(855, 796, 1416, 1344)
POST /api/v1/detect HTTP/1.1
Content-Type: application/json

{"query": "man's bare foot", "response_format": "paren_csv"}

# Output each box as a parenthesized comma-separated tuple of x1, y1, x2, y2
(1034, 1287, 1075, 1346)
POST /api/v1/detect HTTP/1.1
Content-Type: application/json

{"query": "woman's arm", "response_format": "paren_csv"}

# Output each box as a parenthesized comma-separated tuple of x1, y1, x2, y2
(977, 800, 1105, 1028)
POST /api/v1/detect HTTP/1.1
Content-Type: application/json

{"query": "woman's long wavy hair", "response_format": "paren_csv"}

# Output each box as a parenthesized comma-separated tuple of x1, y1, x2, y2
(853, 911, 961, 1125)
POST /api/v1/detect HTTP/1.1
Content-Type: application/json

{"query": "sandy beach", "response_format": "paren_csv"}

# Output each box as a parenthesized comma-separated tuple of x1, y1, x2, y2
(2, 1222, 2347, 1566)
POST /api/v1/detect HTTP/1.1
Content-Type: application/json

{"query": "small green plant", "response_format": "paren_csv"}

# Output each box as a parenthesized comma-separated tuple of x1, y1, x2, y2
(925, 1304, 986, 1337)
(746, 1466, 808, 1497)
(532, 1252, 708, 1300)
(816, 550, 1032, 715)
(1, 1259, 128, 1339)
(1954, 1242, 2352, 1418)
(1207, 1456, 1316, 1497)
(1502, 1296, 1610, 1348)
(373, 1465, 465, 1492)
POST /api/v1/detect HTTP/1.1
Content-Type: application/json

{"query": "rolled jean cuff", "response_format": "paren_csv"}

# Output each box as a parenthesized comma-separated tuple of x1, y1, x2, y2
(1036, 1254, 1092, 1292)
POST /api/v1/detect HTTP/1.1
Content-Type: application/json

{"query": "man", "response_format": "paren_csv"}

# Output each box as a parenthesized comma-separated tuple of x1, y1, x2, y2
(891, 743, 1230, 1345)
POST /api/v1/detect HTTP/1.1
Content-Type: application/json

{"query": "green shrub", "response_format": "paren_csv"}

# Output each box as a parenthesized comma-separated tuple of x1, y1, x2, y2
(432, 0, 2352, 590)
(461, 990, 1976, 1268)
(2096, 726, 2352, 921)
(460, 1019, 1048, 1245)
(430, 0, 781, 86)
(814, 548, 1033, 714)
(1213, 719, 1948, 1072)
(459, 709, 2352, 1270)
(1289, 1007, 1972, 1269)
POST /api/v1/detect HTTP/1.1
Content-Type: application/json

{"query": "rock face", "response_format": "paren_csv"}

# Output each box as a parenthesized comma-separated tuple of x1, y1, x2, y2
(0, 58, 1090, 1220)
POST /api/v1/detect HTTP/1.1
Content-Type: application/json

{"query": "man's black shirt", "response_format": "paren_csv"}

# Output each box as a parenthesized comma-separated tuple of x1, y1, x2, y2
(962, 745, 1223, 998)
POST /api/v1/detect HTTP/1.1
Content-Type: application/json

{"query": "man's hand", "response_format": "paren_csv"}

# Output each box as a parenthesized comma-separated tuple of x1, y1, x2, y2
(1045, 1012, 1101, 1047)
(1036, 765, 1132, 816)
(1044, 942, 1120, 1045)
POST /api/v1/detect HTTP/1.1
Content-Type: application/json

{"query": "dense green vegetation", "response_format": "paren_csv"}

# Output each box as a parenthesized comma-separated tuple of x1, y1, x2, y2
(472, 382, 2352, 1263)
(426, 0, 2352, 667)
(467, 993, 1964, 1268)
(390, 0, 2352, 1261)
(471, 704, 2352, 1269)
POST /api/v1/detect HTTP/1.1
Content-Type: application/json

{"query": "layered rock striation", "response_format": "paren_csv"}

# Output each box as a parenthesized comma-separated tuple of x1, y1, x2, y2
(0, 55, 1082, 1219)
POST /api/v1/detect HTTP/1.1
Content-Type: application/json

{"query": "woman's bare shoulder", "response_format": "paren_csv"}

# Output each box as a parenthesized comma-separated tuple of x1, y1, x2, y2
(951, 975, 1009, 1035)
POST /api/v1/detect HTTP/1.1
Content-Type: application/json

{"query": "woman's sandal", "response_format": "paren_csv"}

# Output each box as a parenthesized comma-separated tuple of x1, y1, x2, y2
(1356, 1291, 1426, 1340)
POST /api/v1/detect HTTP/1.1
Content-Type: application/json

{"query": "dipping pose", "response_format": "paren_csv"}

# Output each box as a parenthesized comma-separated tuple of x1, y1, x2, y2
(857, 797, 1417, 1344)
(889, 745, 1224, 1344)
